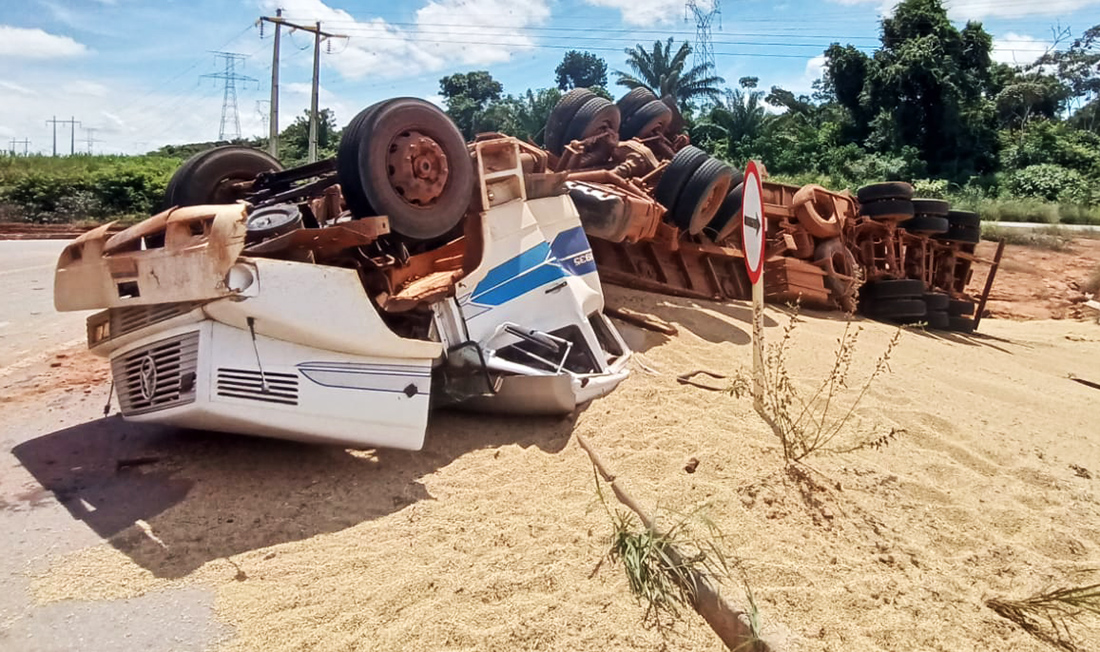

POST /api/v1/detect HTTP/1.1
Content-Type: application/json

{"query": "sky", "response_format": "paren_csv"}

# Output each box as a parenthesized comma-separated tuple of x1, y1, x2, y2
(1, 0, 1098, 155)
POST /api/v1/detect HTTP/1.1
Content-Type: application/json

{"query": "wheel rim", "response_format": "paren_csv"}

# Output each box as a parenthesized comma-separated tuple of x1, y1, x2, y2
(386, 130, 449, 206)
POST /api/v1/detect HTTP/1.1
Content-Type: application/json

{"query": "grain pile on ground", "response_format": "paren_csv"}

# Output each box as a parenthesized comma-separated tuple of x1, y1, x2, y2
(20, 278, 1100, 651)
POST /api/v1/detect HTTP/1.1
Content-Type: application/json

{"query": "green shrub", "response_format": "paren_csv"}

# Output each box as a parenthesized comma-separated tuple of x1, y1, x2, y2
(912, 178, 950, 198)
(0, 155, 180, 223)
(1005, 164, 1090, 203)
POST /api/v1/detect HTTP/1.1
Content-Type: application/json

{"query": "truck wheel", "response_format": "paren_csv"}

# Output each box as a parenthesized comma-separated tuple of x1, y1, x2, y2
(937, 226, 981, 244)
(792, 184, 843, 238)
(246, 203, 302, 242)
(912, 198, 950, 216)
(922, 292, 950, 311)
(861, 198, 915, 220)
(948, 316, 975, 333)
(163, 146, 282, 208)
(900, 215, 949, 234)
(707, 182, 744, 238)
(947, 210, 981, 229)
(337, 97, 473, 241)
(563, 97, 620, 148)
(861, 278, 924, 300)
(864, 298, 927, 320)
(337, 100, 388, 219)
(620, 100, 673, 140)
(925, 311, 949, 329)
(654, 146, 708, 214)
(673, 158, 734, 234)
(815, 238, 858, 299)
(545, 88, 596, 155)
(616, 87, 657, 124)
(947, 299, 975, 316)
(857, 182, 913, 203)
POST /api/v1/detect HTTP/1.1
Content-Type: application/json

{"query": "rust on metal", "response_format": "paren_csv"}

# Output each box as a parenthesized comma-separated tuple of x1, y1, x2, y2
(388, 130, 449, 206)
(972, 238, 1006, 330)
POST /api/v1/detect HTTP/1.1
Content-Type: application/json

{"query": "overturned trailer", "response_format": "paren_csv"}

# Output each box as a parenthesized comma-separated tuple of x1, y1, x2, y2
(54, 100, 630, 450)
(540, 86, 1003, 331)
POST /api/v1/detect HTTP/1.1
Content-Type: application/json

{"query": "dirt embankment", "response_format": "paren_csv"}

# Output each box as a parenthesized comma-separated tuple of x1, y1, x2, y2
(967, 238, 1100, 320)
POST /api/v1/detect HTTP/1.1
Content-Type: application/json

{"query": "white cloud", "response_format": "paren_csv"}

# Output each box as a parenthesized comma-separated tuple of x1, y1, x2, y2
(580, 0, 685, 26)
(992, 33, 1052, 66)
(0, 69, 310, 155)
(0, 25, 89, 59)
(0, 80, 37, 96)
(804, 55, 826, 81)
(67, 80, 110, 97)
(947, 0, 1100, 20)
(259, 0, 551, 80)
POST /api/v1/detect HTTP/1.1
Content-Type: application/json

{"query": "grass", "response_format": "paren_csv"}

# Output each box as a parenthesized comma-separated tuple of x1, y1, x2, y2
(743, 307, 903, 464)
(981, 224, 1078, 251)
(591, 468, 762, 646)
(987, 580, 1100, 651)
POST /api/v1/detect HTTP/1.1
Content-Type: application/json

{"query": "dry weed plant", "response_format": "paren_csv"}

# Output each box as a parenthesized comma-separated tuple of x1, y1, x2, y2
(592, 473, 761, 646)
(734, 306, 903, 464)
(987, 579, 1100, 651)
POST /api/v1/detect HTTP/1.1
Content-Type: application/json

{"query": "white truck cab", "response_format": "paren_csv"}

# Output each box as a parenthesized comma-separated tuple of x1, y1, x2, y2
(54, 136, 630, 450)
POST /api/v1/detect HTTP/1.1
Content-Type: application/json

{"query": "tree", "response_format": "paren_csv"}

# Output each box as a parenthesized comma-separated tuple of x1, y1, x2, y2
(994, 71, 1071, 129)
(821, 0, 999, 179)
(279, 108, 339, 164)
(555, 51, 608, 91)
(438, 71, 504, 139)
(614, 38, 724, 109)
(1035, 24, 1100, 131)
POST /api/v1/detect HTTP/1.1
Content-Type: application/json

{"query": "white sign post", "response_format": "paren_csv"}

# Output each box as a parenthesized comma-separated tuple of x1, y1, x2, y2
(741, 161, 766, 404)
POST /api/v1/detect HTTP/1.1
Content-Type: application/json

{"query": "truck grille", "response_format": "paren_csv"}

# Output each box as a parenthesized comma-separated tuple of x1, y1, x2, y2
(216, 368, 299, 406)
(88, 302, 203, 347)
(113, 332, 200, 415)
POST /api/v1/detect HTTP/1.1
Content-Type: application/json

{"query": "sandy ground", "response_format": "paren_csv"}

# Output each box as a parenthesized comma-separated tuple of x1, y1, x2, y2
(6, 276, 1099, 651)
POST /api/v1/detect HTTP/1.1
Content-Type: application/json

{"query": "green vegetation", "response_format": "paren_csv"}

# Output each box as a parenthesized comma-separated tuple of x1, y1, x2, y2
(0, 155, 182, 224)
(613, 37, 724, 108)
(2, 0, 1097, 227)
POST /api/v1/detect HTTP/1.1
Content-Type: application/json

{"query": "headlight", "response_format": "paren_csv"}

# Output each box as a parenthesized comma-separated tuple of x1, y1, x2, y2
(225, 263, 255, 293)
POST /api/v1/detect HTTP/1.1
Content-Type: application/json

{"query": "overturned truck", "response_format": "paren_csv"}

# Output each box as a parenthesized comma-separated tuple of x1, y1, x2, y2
(542, 87, 1002, 331)
(54, 99, 630, 450)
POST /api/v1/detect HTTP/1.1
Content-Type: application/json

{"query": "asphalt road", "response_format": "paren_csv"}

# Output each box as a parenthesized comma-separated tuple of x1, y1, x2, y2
(0, 241, 89, 370)
(0, 240, 227, 650)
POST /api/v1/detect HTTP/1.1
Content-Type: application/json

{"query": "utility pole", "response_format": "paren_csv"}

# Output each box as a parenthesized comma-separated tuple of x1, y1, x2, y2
(12, 138, 30, 156)
(46, 116, 58, 156)
(45, 116, 80, 156)
(202, 51, 257, 141)
(258, 8, 283, 156)
(83, 127, 102, 155)
(257, 14, 346, 163)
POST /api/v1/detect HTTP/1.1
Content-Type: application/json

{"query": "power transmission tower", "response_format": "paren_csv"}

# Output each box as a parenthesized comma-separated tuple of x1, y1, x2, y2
(258, 15, 346, 162)
(83, 127, 102, 155)
(45, 116, 81, 156)
(256, 100, 270, 135)
(8, 138, 30, 156)
(685, 0, 721, 74)
(202, 51, 257, 141)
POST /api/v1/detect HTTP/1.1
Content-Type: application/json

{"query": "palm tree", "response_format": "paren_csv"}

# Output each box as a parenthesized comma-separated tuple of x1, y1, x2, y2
(614, 38, 725, 109)
(692, 78, 769, 161)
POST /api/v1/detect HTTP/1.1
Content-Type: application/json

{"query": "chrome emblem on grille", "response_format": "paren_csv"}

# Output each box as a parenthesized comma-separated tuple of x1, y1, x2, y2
(139, 354, 158, 401)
